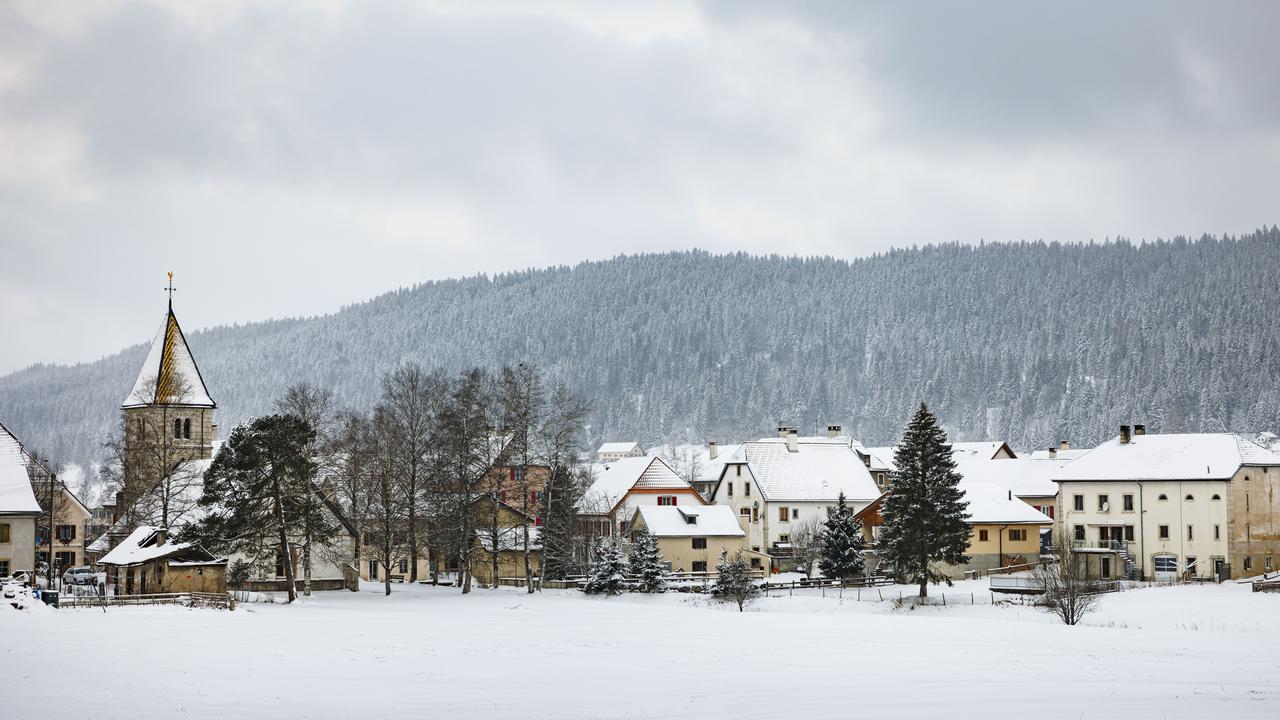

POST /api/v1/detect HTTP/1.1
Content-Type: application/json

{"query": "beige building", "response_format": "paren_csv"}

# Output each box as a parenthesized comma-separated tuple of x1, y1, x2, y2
(708, 427, 880, 569)
(855, 481, 1052, 579)
(1054, 426, 1280, 581)
(628, 505, 767, 574)
(1, 422, 44, 576)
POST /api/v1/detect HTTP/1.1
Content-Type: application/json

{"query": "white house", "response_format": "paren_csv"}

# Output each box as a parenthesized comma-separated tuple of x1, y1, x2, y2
(580, 455, 705, 537)
(0, 422, 42, 578)
(708, 428, 880, 567)
(1054, 425, 1280, 581)
(596, 442, 645, 463)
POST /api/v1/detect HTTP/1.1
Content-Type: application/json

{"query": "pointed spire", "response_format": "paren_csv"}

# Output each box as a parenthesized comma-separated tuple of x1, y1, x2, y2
(122, 277, 215, 409)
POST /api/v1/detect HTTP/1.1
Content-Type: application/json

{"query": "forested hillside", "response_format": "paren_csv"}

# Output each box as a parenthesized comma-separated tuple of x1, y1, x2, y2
(4, 230, 1279, 471)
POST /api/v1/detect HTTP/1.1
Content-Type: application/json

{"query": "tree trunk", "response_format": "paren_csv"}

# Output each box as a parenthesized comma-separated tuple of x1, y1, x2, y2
(490, 503, 500, 589)
(523, 523, 534, 593)
(383, 538, 392, 597)
(918, 557, 928, 598)
(408, 490, 419, 583)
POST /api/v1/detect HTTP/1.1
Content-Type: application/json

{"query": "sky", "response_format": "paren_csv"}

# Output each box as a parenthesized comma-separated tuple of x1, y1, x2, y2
(2, 0, 1279, 375)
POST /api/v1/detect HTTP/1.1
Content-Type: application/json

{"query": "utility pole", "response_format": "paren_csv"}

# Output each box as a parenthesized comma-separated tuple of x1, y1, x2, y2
(47, 470, 56, 592)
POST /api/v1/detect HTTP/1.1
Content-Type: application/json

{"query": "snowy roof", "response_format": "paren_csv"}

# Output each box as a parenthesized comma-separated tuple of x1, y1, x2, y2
(582, 456, 693, 512)
(950, 441, 1017, 460)
(1055, 433, 1280, 482)
(958, 482, 1055, 525)
(597, 442, 642, 454)
(1026, 448, 1092, 461)
(0, 422, 42, 515)
(97, 526, 218, 566)
(726, 437, 879, 502)
(86, 457, 215, 554)
(632, 505, 745, 537)
(649, 442, 745, 484)
(954, 457, 1065, 498)
(123, 306, 215, 408)
(476, 526, 542, 552)
(860, 446, 898, 473)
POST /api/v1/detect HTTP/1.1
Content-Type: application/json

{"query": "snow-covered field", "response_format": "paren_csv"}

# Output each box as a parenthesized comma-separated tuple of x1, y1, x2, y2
(3, 580, 1278, 719)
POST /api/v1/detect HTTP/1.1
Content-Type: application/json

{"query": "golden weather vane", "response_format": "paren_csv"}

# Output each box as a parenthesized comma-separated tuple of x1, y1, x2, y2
(165, 271, 176, 308)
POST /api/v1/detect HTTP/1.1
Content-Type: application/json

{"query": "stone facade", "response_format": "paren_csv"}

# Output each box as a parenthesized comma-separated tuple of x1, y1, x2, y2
(1227, 465, 1280, 576)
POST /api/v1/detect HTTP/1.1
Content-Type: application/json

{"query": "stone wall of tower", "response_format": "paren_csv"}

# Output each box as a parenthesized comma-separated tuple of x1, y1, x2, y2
(122, 405, 216, 487)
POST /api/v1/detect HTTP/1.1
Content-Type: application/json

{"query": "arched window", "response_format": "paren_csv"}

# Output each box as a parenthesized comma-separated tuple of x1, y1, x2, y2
(1212, 494, 1222, 501)
(173, 419, 182, 439)
(183, 418, 192, 439)
(1185, 494, 1194, 501)
(1158, 494, 1168, 501)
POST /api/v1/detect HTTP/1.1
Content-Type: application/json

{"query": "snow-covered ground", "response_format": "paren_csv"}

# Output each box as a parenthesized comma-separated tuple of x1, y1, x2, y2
(3, 580, 1278, 718)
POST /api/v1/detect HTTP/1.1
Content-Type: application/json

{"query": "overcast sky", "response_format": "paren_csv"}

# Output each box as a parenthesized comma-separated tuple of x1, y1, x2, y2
(2, 1, 1278, 374)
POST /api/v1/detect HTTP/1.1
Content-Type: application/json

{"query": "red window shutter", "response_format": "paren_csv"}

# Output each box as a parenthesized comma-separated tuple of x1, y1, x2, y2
(531, 490, 538, 506)
(671, 496, 677, 505)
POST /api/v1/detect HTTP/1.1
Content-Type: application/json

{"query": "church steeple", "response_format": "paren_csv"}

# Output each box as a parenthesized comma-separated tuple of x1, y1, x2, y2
(122, 274, 215, 409)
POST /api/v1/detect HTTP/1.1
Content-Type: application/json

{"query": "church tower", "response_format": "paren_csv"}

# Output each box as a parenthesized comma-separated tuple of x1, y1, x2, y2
(121, 276, 216, 481)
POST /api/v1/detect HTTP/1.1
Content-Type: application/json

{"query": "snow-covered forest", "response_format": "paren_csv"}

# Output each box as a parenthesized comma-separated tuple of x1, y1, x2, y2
(2, 230, 1279, 470)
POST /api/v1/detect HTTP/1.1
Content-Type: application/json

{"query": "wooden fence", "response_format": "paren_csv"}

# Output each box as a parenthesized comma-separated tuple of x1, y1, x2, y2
(58, 592, 233, 610)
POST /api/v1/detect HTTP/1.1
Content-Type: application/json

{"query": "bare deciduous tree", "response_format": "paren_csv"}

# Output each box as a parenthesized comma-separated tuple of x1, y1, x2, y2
(1034, 533, 1100, 625)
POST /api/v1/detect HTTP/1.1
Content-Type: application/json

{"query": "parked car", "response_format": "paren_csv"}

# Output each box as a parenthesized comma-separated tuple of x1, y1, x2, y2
(62, 566, 97, 586)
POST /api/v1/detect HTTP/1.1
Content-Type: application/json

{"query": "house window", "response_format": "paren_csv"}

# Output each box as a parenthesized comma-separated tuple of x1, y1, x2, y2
(657, 496, 677, 506)
(1159, 525, 1170, 540)
(740, 508, 751, 520)
(751, 506, 759, 523)
(1073, 494, 1084, 511)
(369, 560, 378, 578)
(692, 561, 707, 572)
(1267, 556, 1274, 571)
(56, 524, 76, 542)
(1211, 494, 1221, 501)
(398, 559, 408, 574)
(0, 559, 8, 576)
(1185, 494, 1194, 502)
(745, 482, 750, 497)
(1124, 526, 1134, 542)
(692, 538, 707, 549)
(749, 557, 762, 569)
(778, 534, 790, 543)
(173, 419, 182, 439)
(618, 520, 628, 534)
(779, 507, 789, 522)
(1009, 529, 1026, 542)
(1098, 494, 1110, 512)
(183, 418, 192, 439)
(727, 483, 734, 498)
(1214, 525, 1220, 540)
(1123, 494, 1134, 512)
(0, 523, 9, 543)
(1187, 525, 1194, 541)
(55, 551, 75, 567)
(1158, 494, 1168, 501)
(792, 508, 799, 519)
(1244, 556, 1253, 572)
(1074, 525, 1085, 541)
(1186, 556, 1197, 574)
(978, 529, 989, 542)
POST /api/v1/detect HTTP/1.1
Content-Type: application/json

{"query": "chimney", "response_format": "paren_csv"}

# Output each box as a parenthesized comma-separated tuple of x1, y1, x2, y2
(113, 491, 124, 522)
(785, 429, 798, 453)
(1134, 424, 1146, 436)
(1119, 425, 1131, 444)
(827, 425, 843, 438)
(777, 426, 789, 438)
(1059, 440, 1070, 451)
(1048, 447, 1058, 460)
(154, 528, 167, 546)
(708, 441, 718, 460)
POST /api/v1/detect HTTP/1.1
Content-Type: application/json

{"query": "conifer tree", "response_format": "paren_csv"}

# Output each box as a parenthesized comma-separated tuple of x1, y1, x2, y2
(584, 540, 627, 595)
(712, 550, 759, 612)
(880, 402, 971, 598)
(818, 492, 866, 579)
(628, 529, 667, 593)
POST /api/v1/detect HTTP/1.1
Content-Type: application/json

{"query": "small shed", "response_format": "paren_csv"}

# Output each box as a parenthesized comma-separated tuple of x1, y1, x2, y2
(98, 526, 227, 595)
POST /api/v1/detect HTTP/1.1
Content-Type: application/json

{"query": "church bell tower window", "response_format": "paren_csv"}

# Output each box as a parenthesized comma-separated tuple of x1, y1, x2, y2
(174, 419, 182, 439)
(183, 418, 192, 439)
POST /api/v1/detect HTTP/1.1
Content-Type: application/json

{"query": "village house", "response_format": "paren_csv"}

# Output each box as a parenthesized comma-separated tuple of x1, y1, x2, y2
(581, 455, 705, 538)
(952, 451, 1067, 540)
(35, 484, 91, 574)
(97, 525, 227, 595)
(854, 481, 1053, 578)
(655, 441, 745, 500)
(0, 422, 42, 578)
(628, 505, 766, 574)
(708, 427, 880, 570)
(596, 441, 645, 463)
(1054, 425, 1280, 581)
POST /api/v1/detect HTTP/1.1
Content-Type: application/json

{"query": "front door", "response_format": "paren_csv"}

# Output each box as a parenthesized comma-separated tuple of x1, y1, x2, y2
(1100, 556, 1111, 579)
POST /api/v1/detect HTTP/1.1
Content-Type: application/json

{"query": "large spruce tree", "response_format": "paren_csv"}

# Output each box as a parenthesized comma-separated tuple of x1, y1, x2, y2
(818, 492, 866, 579)
(628, 529, 668, 593)
(880, 403, 971, 598)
